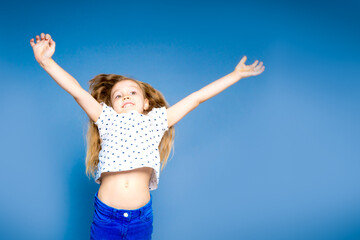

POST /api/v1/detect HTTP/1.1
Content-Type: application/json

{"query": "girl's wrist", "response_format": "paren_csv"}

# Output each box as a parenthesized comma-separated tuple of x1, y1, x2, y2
(231, 70, 244, 80)
(39, 58, 54, 68)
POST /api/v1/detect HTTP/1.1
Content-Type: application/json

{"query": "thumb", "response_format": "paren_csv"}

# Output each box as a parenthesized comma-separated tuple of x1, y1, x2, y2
(49, 38, 56, 48)
(239, 55, 247, 65)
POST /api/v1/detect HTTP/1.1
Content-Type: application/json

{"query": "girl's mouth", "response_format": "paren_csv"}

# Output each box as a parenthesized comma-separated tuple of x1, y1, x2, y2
(122, 102, 134, 108)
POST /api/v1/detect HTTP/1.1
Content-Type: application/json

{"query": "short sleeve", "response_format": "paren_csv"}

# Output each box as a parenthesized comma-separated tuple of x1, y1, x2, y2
(147, 106, 169, 135)
(94, 102, 116, 138)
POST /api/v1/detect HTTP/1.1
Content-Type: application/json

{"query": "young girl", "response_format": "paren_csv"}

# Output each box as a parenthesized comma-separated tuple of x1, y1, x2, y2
(30, 33, 264, 240)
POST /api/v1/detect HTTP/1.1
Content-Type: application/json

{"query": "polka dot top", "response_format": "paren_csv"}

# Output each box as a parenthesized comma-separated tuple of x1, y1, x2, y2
(94, 102, 169, 191)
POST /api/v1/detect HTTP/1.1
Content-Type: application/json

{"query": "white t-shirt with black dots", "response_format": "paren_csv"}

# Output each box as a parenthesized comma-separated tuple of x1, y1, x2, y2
(94, 102, 169, 191)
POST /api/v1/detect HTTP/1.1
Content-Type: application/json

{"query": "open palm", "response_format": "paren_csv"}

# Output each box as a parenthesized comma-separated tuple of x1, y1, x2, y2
(30, 33, 55, 65)
(234, 56, 265, 78)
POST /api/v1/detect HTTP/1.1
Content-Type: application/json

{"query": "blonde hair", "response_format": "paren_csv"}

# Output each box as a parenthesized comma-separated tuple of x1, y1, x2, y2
(84, 73, 175, 180)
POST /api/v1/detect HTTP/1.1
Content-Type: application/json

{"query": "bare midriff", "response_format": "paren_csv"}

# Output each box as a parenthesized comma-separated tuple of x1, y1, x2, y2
(98, 167, 153, 210)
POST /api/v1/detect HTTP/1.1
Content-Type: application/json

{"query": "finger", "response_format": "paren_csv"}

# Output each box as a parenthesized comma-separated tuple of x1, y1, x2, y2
(41, 33, 45, 40)
(30, 38, 35, 47)
(254, 62, 263, 71)
(250, 60, 258, 68)
(49, 38, 55, 48)
(45, 33, 51, 40)
(35, 35, 40, 44)
(239, 55, 247, 65)
(255, 66, 265, 74)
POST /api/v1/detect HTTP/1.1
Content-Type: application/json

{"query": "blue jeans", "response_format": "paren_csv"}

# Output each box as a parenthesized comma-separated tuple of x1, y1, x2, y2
(90, 191, 153, 240)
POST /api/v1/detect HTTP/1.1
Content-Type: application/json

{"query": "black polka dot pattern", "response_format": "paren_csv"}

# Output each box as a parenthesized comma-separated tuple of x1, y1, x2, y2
(94, 102, 169, 191)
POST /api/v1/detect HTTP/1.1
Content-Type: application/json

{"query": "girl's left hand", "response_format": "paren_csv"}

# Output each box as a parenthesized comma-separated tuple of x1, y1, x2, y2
(234, 56, 265, 78)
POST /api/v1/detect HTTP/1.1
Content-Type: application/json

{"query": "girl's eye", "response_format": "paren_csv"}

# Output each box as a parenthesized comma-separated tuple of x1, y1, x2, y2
(115, 91, 136, 99)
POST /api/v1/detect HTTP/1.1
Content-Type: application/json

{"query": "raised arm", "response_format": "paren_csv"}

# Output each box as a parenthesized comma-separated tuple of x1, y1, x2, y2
(166, 56, 265, 128)
(30, 33, 102, 122)
(196, 56, 264, 103)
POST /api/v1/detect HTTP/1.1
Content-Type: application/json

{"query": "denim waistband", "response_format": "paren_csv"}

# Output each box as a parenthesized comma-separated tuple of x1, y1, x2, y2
(94, 191, 152, 220)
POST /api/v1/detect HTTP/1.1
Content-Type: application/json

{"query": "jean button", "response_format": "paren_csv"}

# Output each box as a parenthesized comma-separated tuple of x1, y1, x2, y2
(123, 212, 128, 217)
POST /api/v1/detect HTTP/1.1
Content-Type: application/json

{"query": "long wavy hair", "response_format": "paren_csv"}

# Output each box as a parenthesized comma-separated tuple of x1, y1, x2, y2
(84, 74, 175, 180)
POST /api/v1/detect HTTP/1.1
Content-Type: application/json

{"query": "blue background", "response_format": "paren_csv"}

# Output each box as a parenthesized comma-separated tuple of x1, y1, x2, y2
(1, 0, 359, 239)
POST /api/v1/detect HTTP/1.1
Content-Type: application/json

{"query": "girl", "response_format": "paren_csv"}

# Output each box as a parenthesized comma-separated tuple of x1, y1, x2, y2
(30, 33, 265, 240)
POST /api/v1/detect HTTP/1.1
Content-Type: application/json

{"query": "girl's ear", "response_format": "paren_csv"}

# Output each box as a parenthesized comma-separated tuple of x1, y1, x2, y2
(144, 98, 149, 111)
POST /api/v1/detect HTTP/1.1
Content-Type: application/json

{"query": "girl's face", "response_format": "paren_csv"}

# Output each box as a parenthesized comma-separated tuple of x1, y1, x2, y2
(110, 80, 149, 114)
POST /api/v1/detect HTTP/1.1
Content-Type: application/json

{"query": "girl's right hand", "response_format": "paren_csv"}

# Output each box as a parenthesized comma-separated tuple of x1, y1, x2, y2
(30, 33, 55, 66)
